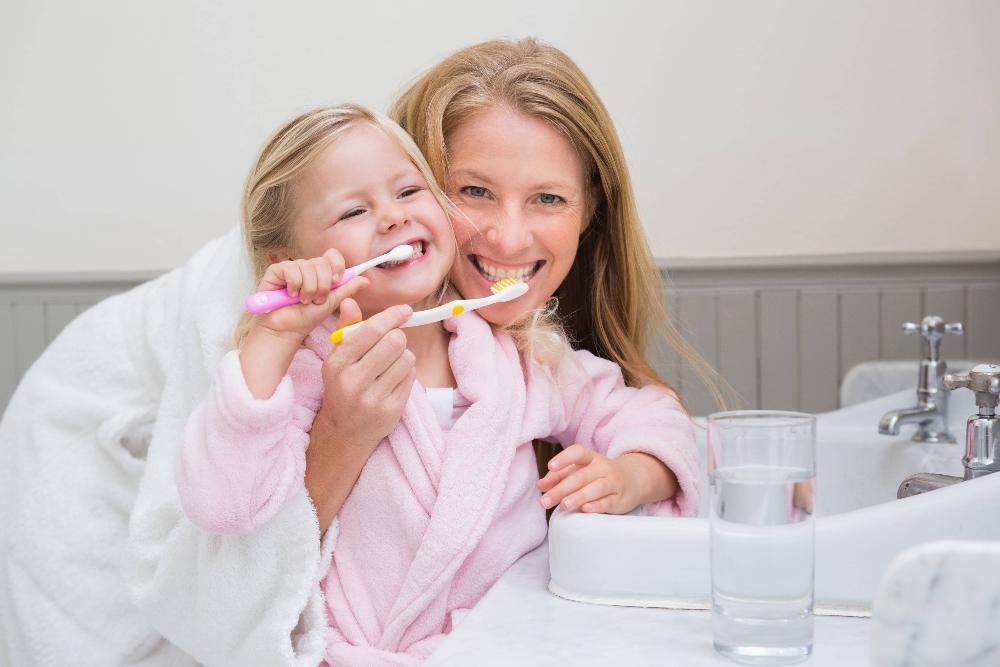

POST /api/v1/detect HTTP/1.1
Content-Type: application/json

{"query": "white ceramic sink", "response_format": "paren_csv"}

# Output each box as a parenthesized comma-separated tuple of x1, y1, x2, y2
(548, 386, 1000, 614)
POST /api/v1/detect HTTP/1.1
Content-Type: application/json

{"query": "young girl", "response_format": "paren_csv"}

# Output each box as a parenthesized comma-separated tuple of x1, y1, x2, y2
(176, 104, 698, 665)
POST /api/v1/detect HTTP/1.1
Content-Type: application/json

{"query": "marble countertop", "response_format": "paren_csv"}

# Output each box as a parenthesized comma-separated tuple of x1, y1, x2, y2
(427, 543, 872, 666)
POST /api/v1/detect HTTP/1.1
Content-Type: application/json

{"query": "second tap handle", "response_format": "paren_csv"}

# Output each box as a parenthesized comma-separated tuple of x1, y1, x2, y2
(945, 364, 1000, 412)
(945, 322, 964, 336)
(943, 373, 971, 391)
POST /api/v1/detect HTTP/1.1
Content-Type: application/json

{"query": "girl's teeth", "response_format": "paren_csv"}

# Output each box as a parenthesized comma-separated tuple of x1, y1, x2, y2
(380, 242, 424, 267)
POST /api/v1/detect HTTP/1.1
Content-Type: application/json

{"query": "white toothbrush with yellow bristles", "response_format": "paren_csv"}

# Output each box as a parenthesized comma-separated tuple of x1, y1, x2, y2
(329, 278, 529, 344)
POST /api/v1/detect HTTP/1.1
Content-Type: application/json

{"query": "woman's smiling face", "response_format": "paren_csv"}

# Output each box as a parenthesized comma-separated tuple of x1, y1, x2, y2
(446, 106, 593, 325)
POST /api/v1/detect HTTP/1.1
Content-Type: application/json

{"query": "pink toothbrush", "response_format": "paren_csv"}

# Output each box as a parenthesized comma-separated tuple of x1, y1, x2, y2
(245, 244, 414, 314)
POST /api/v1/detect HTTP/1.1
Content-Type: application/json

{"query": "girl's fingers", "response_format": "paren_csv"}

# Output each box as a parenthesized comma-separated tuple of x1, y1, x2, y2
(296, 259, 317, 302)
(540, 465, 597, 509)
(313, 261, 333, 304)
(580, 490, 618, 514)
(284, 262, 303, 297)
(548, 443, 592, 472)
(323, 276, 367, 313)
(564, 478, 614, 512)
(322, 248, 346, 282)
(537, 463, 578, 492)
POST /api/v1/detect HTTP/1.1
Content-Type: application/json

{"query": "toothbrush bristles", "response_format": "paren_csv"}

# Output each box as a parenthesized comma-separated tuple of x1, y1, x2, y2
(490, 278, 522, 294)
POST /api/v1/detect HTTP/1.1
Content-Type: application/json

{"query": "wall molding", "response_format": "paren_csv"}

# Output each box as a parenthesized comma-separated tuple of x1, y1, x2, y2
(2, 252, 999, 416)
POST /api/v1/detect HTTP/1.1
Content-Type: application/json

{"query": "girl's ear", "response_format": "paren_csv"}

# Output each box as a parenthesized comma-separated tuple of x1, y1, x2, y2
(267, 248, 292, 264)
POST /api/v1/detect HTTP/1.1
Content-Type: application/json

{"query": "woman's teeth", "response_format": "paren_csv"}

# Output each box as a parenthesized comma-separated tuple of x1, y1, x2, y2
(380, 242, 425, 268)
(472, 256, 540, 282)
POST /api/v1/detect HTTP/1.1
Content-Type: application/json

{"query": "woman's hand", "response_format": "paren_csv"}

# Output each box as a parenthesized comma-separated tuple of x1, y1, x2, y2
(306, 302, 416, 532)
(537, 445, 678, 515)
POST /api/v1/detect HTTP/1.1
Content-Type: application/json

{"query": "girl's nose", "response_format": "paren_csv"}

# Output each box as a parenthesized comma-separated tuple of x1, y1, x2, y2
(379, 202, 410, 233)
(485, 209, 533, 254)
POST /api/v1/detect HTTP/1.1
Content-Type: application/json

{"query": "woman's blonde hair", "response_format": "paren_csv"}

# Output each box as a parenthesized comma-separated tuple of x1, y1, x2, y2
(390, 38, 728, 407)
(234, 103, 454, 346)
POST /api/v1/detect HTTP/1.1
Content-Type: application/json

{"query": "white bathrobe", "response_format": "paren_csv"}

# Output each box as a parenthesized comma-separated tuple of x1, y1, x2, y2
(0, 228, 334, 666)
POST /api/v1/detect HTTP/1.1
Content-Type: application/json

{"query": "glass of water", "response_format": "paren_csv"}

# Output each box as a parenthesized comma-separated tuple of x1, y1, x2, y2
(708, 410, 816, 665)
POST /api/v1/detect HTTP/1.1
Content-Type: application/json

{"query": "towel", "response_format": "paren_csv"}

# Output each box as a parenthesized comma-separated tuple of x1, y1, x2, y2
(0, 227, 335, 666)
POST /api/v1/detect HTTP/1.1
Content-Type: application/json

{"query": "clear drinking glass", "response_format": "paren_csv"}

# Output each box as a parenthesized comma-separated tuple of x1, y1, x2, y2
(708, 410, 816, 665)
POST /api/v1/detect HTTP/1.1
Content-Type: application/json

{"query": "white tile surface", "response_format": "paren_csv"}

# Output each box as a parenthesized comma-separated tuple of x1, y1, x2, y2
(428, 544, 871, 666)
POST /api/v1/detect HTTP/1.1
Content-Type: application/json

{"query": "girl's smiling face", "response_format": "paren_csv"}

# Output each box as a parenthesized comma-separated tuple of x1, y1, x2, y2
(276, 123, 455, 316)
(446, 105, 593, 325)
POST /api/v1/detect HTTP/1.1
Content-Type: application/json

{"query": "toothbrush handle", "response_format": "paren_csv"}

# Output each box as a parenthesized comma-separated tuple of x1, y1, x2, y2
(329, 302, 466, 344)
(246, 268, 357, 314)
(402, 302, 463, 328)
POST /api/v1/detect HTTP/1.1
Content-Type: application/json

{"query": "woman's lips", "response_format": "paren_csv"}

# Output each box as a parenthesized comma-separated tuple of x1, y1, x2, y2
(469, 255, 543, 283)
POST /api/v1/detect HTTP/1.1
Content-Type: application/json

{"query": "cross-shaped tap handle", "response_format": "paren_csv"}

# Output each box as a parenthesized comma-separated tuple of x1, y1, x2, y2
(902, 316, 964, 340)
(944, 364, 1000, 413)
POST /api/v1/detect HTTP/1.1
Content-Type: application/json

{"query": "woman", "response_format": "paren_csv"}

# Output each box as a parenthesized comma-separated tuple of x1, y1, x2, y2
(305, 37, 723, 530)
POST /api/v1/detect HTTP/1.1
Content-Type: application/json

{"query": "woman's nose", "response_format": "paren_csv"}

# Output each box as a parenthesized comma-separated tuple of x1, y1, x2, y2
(485, 209, 533, 254)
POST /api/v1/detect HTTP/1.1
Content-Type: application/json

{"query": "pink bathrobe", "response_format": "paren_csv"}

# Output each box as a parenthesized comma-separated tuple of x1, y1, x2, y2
(177, 312, 698, 665)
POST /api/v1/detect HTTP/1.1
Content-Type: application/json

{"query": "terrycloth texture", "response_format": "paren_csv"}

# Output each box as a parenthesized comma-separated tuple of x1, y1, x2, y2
(0, 228, 337, 666)
(177, 312, 698, 665)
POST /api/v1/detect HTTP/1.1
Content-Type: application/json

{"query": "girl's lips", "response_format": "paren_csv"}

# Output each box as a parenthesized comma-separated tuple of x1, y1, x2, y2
(469, 255, 544, 283)
(377, 240, 427, 271)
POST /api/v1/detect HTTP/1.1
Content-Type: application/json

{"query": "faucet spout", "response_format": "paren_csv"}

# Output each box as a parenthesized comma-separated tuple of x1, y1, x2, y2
(879, 404, 939, 435)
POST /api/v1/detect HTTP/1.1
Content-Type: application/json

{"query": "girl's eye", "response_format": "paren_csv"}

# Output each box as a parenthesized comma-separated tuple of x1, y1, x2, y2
(339, 208, 365, 221)
(399, 187, 421, 198)
(538, 193, 564, 205)
(460, 185, 489, 199)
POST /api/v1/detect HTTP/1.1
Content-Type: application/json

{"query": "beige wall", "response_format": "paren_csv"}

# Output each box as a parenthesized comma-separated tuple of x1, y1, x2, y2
(2, 0, 998, 274)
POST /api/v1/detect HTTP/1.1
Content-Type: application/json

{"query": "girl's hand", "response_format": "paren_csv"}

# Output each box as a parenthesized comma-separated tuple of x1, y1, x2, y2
(255, 249, 355, 340)
(537, 446, 677, 515)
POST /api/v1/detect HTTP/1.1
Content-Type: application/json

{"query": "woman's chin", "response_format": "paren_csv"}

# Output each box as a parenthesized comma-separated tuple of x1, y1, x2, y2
(473, 299, 537, 327)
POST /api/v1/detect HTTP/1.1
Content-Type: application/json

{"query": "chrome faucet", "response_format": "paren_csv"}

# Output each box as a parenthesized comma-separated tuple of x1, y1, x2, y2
(944, 364, 1000, 479)
(878, 316, 964, 443)
(897, 363, 1000, 498)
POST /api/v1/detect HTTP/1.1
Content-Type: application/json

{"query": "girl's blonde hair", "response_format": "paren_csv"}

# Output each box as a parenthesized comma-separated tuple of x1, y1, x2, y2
(390, 38, 728, 407)
(234, 103, 454, 346)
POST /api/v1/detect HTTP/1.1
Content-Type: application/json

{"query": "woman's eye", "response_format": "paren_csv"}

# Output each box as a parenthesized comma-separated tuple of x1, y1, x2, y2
(339, 208, 365, 221)
(460, 185, 489, 199)
(538, 193, 564, 205)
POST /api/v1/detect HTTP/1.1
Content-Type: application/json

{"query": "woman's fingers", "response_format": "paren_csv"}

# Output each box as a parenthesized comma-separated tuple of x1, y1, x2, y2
(373, 349, 416, 399)
(337, 298, 363, 327)
(338, 305, 413, 367)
